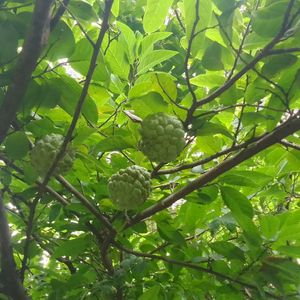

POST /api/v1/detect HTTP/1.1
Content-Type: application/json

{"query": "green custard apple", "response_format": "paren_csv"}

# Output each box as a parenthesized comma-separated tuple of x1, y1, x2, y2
(30, 133, 75, 176)
(108, 165, 151, 210)
(139, 112, 186, 163)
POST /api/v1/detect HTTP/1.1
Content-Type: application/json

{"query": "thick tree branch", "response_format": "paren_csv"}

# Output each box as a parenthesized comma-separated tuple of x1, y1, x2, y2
(0, 0, 54, 144)
(0, 192, 29, 300)
(125, 112, 300, 227)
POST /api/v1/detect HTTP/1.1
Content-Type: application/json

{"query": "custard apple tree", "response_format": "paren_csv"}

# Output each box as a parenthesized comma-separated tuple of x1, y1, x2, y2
(0, 0, 300, 299)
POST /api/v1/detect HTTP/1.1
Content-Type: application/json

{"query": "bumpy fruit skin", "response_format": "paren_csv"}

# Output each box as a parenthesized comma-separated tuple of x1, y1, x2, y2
(108, 165, 151, 210)
(140, 112, 186, 163)
(30, 134, 75, 176)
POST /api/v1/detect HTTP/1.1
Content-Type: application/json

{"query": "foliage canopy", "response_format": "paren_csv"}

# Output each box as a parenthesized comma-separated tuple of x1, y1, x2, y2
(1, 0, 300, 299)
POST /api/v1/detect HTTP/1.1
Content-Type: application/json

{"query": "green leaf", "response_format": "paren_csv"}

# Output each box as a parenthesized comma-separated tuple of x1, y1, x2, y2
(112, 0, 119, 17)
(189, 185, 219, 204)
(262, 54, 298, 77)
(210, 241, 245, 260)
(53, 235, 90, 258)
(195, 121, 233, 139)
(221, 186, 261, 246)
(117, 21, 136, 64)
(130, 72, 177, 103)
(68, 0, 98, 21)
(219, 174, 257, 187)
(141, 32, 172, 56)
(95, 136, 135, 152)
(106, 40, 130, 80)
(137, 50, 178, 75)
(157, 220, 186, 245)
(0, 21, 18, 65)
(5, 132, 30, 160)
(129, 92, 169, 118)
(202, 42, 224, 71)
(138, 286, 161, 300)
(143, 0, 173, 33)
(51, 77, 98, 124)
(45, 21, 75, 61)
(190, 73, 225, 88)
(260, 215, 281, 241)
(252, 1, 287, 37)
(277, 245, 300, 258)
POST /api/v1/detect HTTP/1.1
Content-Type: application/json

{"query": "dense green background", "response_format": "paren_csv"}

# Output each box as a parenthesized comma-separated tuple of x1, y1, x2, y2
(1, 0, 300, 299)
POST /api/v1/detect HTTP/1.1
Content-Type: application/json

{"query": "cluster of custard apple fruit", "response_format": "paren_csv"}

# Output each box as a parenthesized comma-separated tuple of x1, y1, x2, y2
(30, 114, 185, 210)
(30, 133, 75, 176)
(108, 112, 186, 210)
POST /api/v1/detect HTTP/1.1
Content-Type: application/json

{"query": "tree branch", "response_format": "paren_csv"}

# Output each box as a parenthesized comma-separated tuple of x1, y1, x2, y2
(183, 0, 297, 127)
(114, 243, 283, 299)
(55, 175, 116, 234)
(280, 140, 300, 151)
(0, 192, 29, 300)
(0, 0, 54, 144)
(50, 0, 70, 30)
(40, 0, 114, 192)
(125, 112, 300, 227)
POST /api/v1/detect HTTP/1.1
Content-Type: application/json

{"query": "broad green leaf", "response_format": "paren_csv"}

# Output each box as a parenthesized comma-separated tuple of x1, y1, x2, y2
(202, 42, 224, 71)
(221, 186, 261, 246)
(117, 22, 136, 64)
(112, 0, 119, 16)
(95, 136, 135, 152)
(53, 235, 91, 258)
(210, 241, 245, 260)
(195, 121, 233, 139)
(106, 40, 130, 80)
(143, 0, 173, 33)
(190, 73, 225, 88)
(130, 72, 177, 103)
(0, 21, 18, 65)
(252, 1, 287, 37)
(137, 50, 178, 75)
(141, 32, 172, 56)
(277, 245, 300, 258)
(138, 286, 161, 300)
(262, 54, 298, 77)
(51, 76, 98, 124)
(69, 1, 98, 21)
(5, 132, 30, 160)
(129, 92, 169, 118)
(219, 174, 257, 187)
(157, 220, 186, 245)
(45, 21, 75, 61)
(260, 215, 281, 241)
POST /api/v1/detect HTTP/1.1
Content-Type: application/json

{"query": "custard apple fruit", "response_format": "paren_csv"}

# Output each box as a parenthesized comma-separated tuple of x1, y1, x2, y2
(108, 165, 151, 210)
(30, 134, 75, 176)
(139, 112, 186, 163)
